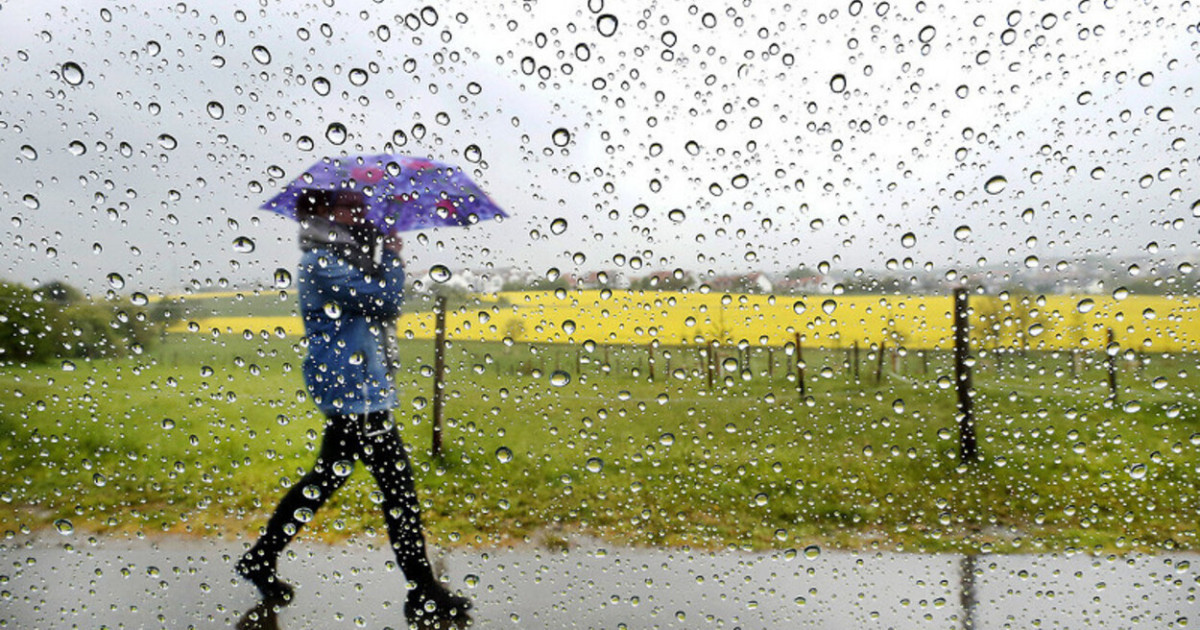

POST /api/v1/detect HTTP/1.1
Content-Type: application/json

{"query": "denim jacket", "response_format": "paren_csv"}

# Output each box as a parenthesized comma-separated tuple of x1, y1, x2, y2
(298, 246, 405, 415)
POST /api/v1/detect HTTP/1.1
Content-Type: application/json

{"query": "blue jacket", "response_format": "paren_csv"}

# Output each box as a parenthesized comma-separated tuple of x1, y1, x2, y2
(298, 246, 405, 415)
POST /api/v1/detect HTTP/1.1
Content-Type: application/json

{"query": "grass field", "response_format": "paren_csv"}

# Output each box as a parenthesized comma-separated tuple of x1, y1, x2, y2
(1, 322, 1196, 555)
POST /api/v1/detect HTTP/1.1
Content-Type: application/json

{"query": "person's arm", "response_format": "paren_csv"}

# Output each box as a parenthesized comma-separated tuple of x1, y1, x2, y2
(314, 251, 406, 319)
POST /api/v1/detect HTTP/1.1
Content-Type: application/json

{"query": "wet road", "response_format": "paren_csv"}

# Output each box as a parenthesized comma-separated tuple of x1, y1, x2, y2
(1, 534, 1194, 628)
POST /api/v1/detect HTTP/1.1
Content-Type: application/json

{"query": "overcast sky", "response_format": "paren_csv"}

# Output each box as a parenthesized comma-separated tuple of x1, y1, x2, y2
(0, 0, 1196, 295)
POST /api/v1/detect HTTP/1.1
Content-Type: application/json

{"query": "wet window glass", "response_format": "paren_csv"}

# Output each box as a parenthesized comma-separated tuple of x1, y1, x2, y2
(1, 2, 1196, 627)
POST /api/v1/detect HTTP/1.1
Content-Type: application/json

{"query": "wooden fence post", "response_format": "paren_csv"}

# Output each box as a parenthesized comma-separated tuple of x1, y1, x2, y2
(706, 340, 717, 391)
(431, 296, 447, 458)
(874, 340, 887, 385)
(954, 288, 977, 464)
(647, 343, 655, 381)
(794, 332, 806, 397)
(1106, 327, 1118, 402)
(852, 341, 861, 381)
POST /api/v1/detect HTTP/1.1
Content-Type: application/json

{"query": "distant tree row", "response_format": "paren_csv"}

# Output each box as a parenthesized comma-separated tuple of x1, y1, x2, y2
(0, 280, 165, 364)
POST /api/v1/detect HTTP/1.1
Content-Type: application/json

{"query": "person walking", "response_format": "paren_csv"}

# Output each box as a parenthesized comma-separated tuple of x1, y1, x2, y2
(237, 189, 472, 628)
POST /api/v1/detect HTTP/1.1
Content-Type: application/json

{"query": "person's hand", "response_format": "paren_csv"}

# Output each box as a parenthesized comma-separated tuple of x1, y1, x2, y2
(382, 233, 403, 255)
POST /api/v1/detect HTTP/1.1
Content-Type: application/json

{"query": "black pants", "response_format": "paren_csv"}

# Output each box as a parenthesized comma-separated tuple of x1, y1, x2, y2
(248, 410, 436, 587)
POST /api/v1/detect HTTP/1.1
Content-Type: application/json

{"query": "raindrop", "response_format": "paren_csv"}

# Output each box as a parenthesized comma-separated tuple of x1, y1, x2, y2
(596, 14, 618, 36)
(326, 123, 348, 145)
(251, 45, 271, 64)
(464, 144, 483, 163)
(313, 77, 331, 96)
(984, 175, 1007, 194)
(803, 545, 821, 559)
(232, 236, 255, 253)
(107, 273, 125, 289)
(918, 26, 936, 43)
(792, 301, 806, 315)
(54, 519, 74, 536)
(348, 68, 369, 86)
(821, 299, 837, 315)
(206, 101, 224, 119)
(562, 319, 576, 334)
(61, 61, 84, 85)
(550, 218, 568, 234)
(1076, 298, 1095, 313)
(22, 194, 39, 209)
(954, 225, 971, 241)
(659, 433, 675, 446)
(829, 73, 847, 93)
(273, 268, 293, 288)
(551, 128, 571, 147)
(550, 370, 571, 387)
(1090, 167, 1105, 180)
(430, 264, 452, 283)
(721, 357, 740, 372)
(901, 232, 916, 248)
(20, 145, 37, 160)
(1138, 72, 1154, 87)
(1128, 464, 1147, 480)
(668, 209, 686, 223)
(495, 446, 514, 463)
(157, 134, 177, 150)
(68, 141, 87, 156)
(731, 174, 749, 189)
(585, 457, 604, 473)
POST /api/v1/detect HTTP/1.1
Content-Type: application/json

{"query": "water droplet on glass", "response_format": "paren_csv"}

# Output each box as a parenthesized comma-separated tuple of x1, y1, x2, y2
(22, 194, 40, 209)
(323, 302, 343, 319)
(107, 273, 125, 289)
(954, 225, 971, 241)
(901, 232, 916, 248)
(20, 145, 37, 160)
(552, 128, 571, 147)
(550, 370, 571, 387)
(1076, 298, 1095, 313)
(206, 101, 224, 119)
(68, 141, 87, 155)
(803, 545, 821, 559)
(464, 144, 482, 163)
(1128, 464, 1147, 480)
(274, 268, 293, 288)
(1138, 72, 1154, 87)
(313, 76, 331, 96)
(585, 457, 604, 473)
(348, 68, 369, 86)
(550, 218, 568, 235)
(562, 319, 576, 334)
(829, 74, 847, 93)
(792, 301, 806, 315)
(1090, 167, 1105, 180)
(54, 519, 74, 535)
(596, 14, 618, 36)
(918, 25, 936, 43)
(251, 45, 271, 64)
(430, 265, 452, 283)
(668, 209, 686, 223)
(464, 574, 480, 588)
(232, 236, 255, 253)
(984, 175, 1007, 194)
(495, 446, 513, 463)
(61, 61, 84, 85)
(821, 299, 837, 315)
(326, 122, 348, 145)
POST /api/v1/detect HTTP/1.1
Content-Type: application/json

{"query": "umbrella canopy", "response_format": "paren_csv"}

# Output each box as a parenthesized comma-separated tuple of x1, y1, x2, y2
(259, 153, 507, 234)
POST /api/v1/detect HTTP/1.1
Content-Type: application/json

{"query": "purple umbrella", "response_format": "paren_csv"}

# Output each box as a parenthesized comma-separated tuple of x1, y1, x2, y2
(259, 153, 507, 234)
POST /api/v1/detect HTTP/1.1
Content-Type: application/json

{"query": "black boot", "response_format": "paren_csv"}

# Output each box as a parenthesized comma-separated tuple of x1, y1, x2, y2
(236, 552, 295, 605)
(404, 582, 472, 629)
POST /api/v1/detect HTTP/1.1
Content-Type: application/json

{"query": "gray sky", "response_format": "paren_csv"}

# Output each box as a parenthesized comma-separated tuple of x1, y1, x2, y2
(0, 0, 1196, 295)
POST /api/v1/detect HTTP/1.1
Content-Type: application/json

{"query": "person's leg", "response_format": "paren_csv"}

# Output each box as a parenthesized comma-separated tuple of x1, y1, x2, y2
(239, 414, 357, 599)
(355, 411, 471, 624)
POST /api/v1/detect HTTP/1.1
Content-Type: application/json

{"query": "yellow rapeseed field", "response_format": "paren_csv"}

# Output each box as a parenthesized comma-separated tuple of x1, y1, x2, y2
(170, 290, 1200, 353)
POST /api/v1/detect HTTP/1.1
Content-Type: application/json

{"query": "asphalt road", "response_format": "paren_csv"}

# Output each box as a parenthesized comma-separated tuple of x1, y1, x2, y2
(1, 534, 1195, 628)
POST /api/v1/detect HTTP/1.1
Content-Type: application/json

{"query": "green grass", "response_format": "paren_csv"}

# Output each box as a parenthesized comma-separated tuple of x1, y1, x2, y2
(1, 333, 1196, 555)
